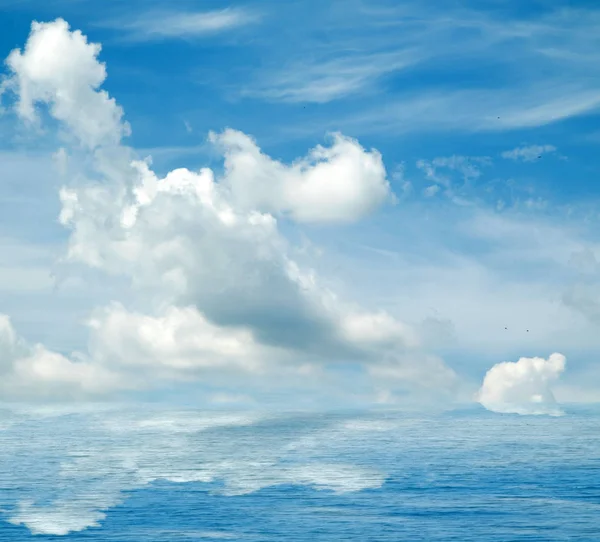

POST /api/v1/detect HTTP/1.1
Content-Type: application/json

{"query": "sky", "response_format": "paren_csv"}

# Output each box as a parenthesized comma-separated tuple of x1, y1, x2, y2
(1, 0, 600, 413)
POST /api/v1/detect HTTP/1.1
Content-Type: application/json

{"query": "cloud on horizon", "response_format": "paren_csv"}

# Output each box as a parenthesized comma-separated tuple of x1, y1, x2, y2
(478, 353, 566, 416)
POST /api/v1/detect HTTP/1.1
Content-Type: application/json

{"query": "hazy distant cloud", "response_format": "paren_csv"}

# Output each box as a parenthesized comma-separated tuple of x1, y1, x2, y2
(501, 144, 557, 162)
(568, 247, 600, 275)
(563, 283, 600, 325)
(478, 353, 566, 416)
(103, 7, 260, 42)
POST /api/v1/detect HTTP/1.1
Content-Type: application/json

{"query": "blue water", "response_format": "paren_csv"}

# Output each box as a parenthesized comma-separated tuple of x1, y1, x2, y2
(1, 406, 599, 540)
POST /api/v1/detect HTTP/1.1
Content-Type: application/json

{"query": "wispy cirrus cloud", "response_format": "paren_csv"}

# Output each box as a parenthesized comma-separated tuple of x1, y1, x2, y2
(241, 1, 600, 133)
(243, 49, 421, 104)
(330, 85, 600, 135)
(101, 7, 260, 42)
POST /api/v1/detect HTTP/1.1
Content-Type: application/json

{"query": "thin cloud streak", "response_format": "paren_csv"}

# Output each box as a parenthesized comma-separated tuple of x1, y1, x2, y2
(333, 85, 600, 136)
(243, 49, 423, 104)
(100, 7, 260, 41)
(242, 2, 600, 132)
(501, 144, 557, 162)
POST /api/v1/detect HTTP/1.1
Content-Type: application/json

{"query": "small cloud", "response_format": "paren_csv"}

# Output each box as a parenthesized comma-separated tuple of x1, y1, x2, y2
(423, 184, 440, 197)
(478, 353, 566, 416)
(103, 8, 260, 42)
(183, 120, 193, 133)
(417, 155, 490, 186)
(430, 155, 491, 181)
(416, 155, 490, 202)
(501, 144, 557, 162)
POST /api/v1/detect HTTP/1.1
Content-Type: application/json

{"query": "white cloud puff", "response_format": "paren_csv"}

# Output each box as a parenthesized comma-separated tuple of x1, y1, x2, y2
(478, 353, 566, 416)
(4, 19, 130, 148)
(0, 314, 126, 400)
(212, 129, 393, 223)
(87, 303, 273, 374)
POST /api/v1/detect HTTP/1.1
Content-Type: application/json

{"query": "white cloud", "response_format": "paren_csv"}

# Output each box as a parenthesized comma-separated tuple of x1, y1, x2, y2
(245, 50, 420, 103)
(213, 129, 393, 223)
(106, 8, 260, 41)
(429, 155, 490, 180)
(0, 313, 126, 400)
(86, 303, 273, 375)
(241, 3, 600, 137)
(416, 155, 490, 203)
(478, 353, 566, 416)
(3, 19, 130, 149)
(0, 18, 451, 401)
(423, 185, 440, 197)
(501, 144, 557, 162)
(339, 86, 600, 136)
(0, 313, 26, 365)
(57, 155, 406, 359)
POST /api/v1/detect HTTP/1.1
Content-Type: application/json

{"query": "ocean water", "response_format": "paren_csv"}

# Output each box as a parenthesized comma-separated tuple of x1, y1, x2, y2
(0, 405, 599, 541)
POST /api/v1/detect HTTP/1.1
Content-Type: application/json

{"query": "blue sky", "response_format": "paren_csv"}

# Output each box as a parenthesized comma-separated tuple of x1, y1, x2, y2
(1, 0, 600, 411)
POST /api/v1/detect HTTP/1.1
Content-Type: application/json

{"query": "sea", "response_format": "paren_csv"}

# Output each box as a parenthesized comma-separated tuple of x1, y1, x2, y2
(0, 404, 599, 541)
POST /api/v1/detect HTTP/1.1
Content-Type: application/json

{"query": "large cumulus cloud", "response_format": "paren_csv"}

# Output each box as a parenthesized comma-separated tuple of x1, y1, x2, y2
(0, 19, 457, 401)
